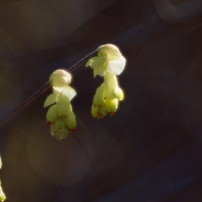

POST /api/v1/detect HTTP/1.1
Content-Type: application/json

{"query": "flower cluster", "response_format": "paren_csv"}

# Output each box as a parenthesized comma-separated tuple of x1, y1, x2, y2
(0, 184, 5, 202)
(86, 44, 126, 118)
(44, 44, 126, 137)
(44, 69, 77, 139)
(0, 157, 6, 202)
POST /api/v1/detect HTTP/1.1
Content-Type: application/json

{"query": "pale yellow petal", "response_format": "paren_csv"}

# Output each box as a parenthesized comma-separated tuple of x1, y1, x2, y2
(65, 111, 76, 129)
(98, 105, 107, 118)
(0, 184, 6, 202)
(61, 86, 77, 100)
(97, 44, 122, 58)
(86, 56, 107, 77)
(91, 104, 107, 119)
(93, 84, 105, 105)
(53, 86, 64, 93)
(54, 119, 66, 132)
(57, 94, 72, 117)
(54, 128, 69, 140)
(44, 93, 58, 108)
(86, 56, 105, 68)
(49, 69, 72, 87)
(104, 71, 118, 89)
(50, 124, 56, 136)
(116, 87, 124, 101)
(108, 56, 126, 75)
(91, 105, 100, 118)
(106, 99, 118, 114)
(46, 105, 58, 123)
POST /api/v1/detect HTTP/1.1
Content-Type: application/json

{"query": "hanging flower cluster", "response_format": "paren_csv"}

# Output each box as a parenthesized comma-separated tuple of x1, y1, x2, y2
(44, 69, 77, 139)
(0, 157, 6, 202)
(86, 44, 126, 118)
(45, 44, 126, 138)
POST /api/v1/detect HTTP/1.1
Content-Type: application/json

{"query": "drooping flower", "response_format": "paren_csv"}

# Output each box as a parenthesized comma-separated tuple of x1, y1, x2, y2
(0, 157, 6, 202)
(86, 44, 126, 77)
(86, 44, 126, 119)
(91, 71, 124, 118)
(0, 181, 6, 202)
(44, 69, 77, 139)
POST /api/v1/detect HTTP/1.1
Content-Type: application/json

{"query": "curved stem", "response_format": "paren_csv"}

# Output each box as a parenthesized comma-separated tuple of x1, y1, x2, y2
(0, 50, 96, 127)
(0, 82, 51, 127)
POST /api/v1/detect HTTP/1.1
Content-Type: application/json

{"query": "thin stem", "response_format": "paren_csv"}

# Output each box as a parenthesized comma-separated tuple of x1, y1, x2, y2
(67, 50, 96, 72)
(0, 50, 96, 127)
(0, 82, 51, 127)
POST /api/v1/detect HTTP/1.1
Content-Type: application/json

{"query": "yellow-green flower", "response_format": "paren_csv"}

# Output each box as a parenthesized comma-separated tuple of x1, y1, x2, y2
(91, 71, 124, 118)
(44, 85, 76, 108)
(86, 44, 126, 119)
(45, 94, 76, 139)
(86, 44, 126, 77)
(0, 157, 6, 202)
(0, 183, 6, 202)
(0, 192, 5, 202)
(49, 69, 72, 87)
(44, 69, 77, 139)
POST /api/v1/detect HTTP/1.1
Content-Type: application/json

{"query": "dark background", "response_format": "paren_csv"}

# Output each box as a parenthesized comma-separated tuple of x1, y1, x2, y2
(0, 0, 202, 201)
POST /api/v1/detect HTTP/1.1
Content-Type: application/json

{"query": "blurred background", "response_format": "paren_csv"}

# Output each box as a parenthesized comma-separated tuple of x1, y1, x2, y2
(0, 0, 202, 201)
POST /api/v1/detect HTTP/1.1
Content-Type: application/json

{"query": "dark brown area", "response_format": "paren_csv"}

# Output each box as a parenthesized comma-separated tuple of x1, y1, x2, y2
(0, 0, 202, 201)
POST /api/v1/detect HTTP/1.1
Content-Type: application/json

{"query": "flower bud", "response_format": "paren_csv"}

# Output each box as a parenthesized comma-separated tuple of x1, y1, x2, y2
(49, 69, 72, 87)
